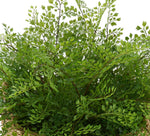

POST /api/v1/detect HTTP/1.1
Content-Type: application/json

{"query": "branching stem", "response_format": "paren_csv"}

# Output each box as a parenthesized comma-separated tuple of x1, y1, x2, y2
(56, 0, 62, 46)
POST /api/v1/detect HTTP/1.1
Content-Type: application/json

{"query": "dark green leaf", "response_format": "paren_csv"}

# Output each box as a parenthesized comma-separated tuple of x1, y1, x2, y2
(111, 22, 117, 26)
(129, 33, 132, 38)
(125, 36, 129, 41)
(134, 34, 138, 38)
(146, 26, 149, 30)
(10, 28, 13, 32)
(136, 26, 141, 30)
(141, 34, 146, 38)
(114, 13, 119, 16)
(112, 8, 116, 12)
(117, 18, 121, 21)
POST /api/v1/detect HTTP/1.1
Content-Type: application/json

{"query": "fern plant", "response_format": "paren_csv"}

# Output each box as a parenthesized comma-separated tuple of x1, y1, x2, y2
(0, 0, 150, 135)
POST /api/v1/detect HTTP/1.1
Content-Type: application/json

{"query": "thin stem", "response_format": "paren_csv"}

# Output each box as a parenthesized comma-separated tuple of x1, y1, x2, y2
(56, 0, 61, 46)
(75, 0, 85, 18)
(106, 3, 111, 41)
(75, 0, 86, 32)
(6, 44, 18, 51)
(84, 51, 132, 95)
(94, 7, 107, 36)
(84, 57, 115, 95)
(34, 64, 80, 97)
(0, 67, 8, 77)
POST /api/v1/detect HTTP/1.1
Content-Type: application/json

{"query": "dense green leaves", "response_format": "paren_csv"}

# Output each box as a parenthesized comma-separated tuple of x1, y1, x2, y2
(0, 0, 150, 136)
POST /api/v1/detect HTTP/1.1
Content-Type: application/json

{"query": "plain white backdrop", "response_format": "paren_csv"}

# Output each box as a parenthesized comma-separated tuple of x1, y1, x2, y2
(0, 0, 150, 37)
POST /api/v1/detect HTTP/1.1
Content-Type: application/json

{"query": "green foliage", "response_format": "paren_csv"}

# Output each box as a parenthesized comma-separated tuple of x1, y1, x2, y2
(0, 0, 150, 136)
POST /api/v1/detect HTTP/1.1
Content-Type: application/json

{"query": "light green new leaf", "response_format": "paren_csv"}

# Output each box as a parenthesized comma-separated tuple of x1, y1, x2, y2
(48, 0, 53, 4)
(142, 21, 147, 27)
(50, 81, 59, 92)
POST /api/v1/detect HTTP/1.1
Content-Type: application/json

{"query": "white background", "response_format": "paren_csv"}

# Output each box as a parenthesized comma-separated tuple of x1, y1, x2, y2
(0, 0, 150, 37)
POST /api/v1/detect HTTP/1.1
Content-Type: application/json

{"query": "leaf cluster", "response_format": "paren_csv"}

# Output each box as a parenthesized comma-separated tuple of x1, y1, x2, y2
(0, 0, 150, 136)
